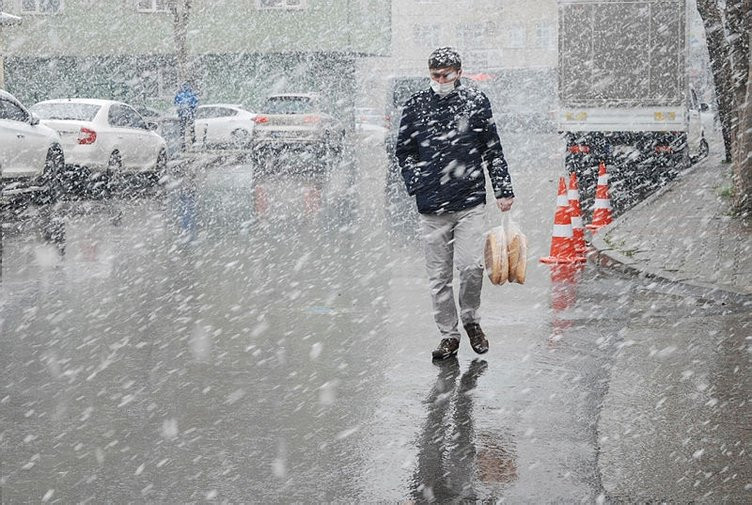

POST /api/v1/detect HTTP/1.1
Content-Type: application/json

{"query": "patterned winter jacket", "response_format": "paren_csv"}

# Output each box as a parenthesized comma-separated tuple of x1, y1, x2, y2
(395, 81, 514, 214)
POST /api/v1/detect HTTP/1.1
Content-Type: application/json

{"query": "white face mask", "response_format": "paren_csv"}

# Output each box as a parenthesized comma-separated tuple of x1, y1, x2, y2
(430, 79, 457, 96)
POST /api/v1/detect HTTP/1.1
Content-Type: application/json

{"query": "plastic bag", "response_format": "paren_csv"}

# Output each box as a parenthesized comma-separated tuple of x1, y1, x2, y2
(484, 223, 509, 285)
(484, 212, 527, 285)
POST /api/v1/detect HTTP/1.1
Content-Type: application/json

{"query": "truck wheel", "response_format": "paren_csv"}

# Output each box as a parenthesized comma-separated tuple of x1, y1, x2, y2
(698, 137, 709, 159)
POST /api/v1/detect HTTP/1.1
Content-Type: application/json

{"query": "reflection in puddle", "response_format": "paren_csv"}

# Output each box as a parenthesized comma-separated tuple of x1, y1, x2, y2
(410, 359, 517, 502)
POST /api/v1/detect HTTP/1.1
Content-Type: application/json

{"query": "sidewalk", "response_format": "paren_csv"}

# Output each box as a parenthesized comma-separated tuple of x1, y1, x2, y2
(590, 152, 752, 300)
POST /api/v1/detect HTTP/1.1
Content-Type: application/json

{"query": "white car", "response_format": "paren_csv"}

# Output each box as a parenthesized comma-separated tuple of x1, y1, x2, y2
(251, 93, 346, 159)
(30, 99, 168, 178)
(0, 90, 64, 202)
(194, 104, 256, 148)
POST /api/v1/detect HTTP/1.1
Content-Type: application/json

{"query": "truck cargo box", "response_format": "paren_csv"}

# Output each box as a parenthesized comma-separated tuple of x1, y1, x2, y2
(558, 0, 687, 132)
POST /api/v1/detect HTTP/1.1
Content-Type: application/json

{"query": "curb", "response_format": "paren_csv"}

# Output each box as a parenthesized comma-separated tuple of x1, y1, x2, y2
(587, 156, 752, 305)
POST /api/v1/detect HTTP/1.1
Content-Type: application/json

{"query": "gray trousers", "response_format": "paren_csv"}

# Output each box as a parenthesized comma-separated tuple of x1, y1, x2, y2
(419, 205, 485, 341)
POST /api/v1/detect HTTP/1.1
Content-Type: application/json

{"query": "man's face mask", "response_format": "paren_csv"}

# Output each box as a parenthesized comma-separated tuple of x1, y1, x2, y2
(430, 69, 460, 96)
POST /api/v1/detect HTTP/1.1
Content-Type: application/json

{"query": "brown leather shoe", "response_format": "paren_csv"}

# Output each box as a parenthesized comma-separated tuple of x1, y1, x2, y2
(432, 338, 460, 360)
(464, 323, 489, 354)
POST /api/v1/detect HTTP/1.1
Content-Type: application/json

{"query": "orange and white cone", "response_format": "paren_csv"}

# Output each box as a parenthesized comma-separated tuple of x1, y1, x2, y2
(586, 162, 613, 233)
(568, 172, 587, 254)
(540, 177, 586, 264)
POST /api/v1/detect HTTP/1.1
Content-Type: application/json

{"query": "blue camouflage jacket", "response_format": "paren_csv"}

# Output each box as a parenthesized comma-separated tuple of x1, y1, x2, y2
(395, 82, 514, 214)
(174, 88, 198, 118)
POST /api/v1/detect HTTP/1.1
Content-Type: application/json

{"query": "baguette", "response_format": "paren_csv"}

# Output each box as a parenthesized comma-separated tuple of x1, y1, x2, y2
(484, 230, 508, 285)
(507, 235, 521, 283)
(513, 234, 527, 284)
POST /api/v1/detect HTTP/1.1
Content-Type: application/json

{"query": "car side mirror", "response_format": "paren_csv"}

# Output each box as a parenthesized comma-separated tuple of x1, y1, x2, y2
(147, 121, 159, 131)
(29, 113, 40, 126)
(700, 103, 709, 112)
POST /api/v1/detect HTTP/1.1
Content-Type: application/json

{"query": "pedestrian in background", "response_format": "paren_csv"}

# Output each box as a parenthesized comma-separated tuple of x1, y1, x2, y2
(174, 82, 198, 151)
(395, 47, 515, 360)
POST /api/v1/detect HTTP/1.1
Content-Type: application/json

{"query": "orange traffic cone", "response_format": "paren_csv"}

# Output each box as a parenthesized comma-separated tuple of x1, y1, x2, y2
(568, 172, 587, 254)
(586, 162, 613, 232)
(541, 177, 586, 264)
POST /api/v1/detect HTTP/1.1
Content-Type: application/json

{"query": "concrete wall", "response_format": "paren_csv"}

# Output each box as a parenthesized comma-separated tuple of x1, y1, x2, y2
(5, 52, 356, 115)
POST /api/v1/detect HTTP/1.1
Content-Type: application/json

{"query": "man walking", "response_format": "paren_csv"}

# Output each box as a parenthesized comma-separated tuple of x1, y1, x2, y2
(174, 81, 198, 151)
(395, 47, 515, 360)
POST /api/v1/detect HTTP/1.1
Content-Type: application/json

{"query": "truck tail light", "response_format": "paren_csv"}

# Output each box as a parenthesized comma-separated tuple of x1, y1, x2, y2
(78, 127, 97, 145)
(303, 114, 321, 124)
(568, 144, 590, 154)
(253, 116, 269, 124)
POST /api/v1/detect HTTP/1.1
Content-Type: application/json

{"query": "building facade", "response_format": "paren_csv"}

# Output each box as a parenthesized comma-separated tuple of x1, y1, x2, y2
(2, 0, 391, 112)
(388, 0, 556, 75)
(356, 0, 558, 132)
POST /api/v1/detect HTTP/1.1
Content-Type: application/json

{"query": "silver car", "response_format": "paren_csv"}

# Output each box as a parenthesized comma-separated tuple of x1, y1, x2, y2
(251, 93, 344, 161)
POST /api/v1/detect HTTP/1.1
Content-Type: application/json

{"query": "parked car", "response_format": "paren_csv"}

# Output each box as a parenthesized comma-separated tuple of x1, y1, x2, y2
(383, 76, 429, 241)
(0, 90, 64, 204)
(30, 99, 168, 186)
(355, 106, 387, 144)
(134, 105, 182, 160)
(194, 104, 256, 149)
(250, 93, 345, 162)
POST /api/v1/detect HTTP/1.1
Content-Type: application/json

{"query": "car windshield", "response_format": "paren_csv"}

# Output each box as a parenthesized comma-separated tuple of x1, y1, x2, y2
(31, 102, 101, 121)
(262, 96, 314, 115)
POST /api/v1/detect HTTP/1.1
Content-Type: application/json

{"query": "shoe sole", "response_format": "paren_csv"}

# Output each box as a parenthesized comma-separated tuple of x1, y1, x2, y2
(432, 350, 458, 360)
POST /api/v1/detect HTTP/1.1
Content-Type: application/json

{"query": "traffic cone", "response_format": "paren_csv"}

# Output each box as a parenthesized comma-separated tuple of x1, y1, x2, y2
(568, 172, 587, 254)
(586, 162, 613, 232)
(540, 177, 586, 264)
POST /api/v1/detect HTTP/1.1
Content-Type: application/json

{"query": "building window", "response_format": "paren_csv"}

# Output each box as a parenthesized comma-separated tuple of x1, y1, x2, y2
(412, 24, 441, 48)
(456, 23, 488, 50)
(255, 0, 307, 9)
(20, 0, 63, 14)
(137, 0, 169, 13)
(535, 21, 555, 49)
(505, 24, 525, 49)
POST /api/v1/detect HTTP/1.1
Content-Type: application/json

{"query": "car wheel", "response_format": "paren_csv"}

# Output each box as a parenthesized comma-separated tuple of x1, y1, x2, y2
(155, 149, 167, 177)
(231, 129, 250, 149)
(99, 150, 123, 197)
(36, 145, 65, 204)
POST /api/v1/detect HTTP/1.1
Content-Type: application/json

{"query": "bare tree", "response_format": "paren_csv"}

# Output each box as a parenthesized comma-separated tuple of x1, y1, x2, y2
(696, 0, 735, 162)
(696, 0, 751, 215)
(733, 39, 752, 214)
(168, 0, 192, 85)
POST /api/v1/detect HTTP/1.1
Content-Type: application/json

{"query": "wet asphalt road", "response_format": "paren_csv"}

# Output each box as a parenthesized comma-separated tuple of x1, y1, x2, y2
(1, 133, 750, 503)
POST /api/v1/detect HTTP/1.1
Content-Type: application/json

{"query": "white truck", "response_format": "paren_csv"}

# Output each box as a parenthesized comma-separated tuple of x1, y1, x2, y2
(558, 0, 708, 209)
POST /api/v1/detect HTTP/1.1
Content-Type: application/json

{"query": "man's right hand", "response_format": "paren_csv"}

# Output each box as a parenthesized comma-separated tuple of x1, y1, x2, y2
(496, 197, 514, 212)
